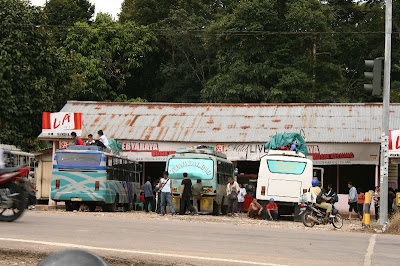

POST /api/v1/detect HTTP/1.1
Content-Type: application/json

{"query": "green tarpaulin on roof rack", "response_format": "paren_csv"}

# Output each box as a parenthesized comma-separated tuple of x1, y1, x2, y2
(264, 133, 308, 156)
(108, 138, 122, 152)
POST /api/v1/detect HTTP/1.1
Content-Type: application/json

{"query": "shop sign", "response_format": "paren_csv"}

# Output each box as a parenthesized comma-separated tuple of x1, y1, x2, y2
(41, 112, 82, 137)
(119, 141, 379, 165)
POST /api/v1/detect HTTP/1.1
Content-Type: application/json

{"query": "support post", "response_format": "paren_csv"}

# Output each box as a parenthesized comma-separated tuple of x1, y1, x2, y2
(379, 0, 392, 225)
(336, 165, 340, 194)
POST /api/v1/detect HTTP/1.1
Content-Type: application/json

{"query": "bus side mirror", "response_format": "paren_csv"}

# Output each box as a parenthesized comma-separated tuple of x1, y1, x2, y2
(234, 168, 239, 176)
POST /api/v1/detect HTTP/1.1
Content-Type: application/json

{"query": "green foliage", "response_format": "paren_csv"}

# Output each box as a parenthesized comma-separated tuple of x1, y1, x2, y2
(3, 0, 400, 150)
(0, 0, 75, 150)
(44, 0, 95, 25)
(64, 13, 158, 101)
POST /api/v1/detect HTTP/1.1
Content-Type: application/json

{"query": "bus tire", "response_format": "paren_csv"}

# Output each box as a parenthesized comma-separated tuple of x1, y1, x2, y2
(123, 203, 131, 212)
(103, 195, 118, 212)
(213, 201, 219, 216)
(88, 205, 96, 212)
(65, 201, 79, 212)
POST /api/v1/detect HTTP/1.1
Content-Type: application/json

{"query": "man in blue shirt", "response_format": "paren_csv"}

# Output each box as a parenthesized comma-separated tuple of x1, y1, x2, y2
(348, 181, 359, 221)
(143, 177, 154, 212)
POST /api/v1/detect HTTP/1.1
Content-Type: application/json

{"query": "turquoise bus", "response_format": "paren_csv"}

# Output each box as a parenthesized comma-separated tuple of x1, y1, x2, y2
(165, 147, 236, 214)
(51, 146, 141, 212)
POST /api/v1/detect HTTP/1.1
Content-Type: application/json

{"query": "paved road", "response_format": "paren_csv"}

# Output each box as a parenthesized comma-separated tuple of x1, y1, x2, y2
(1, 212, 400, 265)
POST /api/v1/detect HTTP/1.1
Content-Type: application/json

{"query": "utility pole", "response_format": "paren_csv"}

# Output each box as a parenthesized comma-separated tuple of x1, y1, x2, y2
(379, 0, 392, 225)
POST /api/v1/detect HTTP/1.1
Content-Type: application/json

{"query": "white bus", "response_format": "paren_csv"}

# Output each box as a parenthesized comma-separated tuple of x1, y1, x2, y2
(256, 150, 314, 220)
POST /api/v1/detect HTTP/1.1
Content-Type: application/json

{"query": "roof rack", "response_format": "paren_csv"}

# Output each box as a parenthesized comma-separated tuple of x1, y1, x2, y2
(176, 147, 227, 159)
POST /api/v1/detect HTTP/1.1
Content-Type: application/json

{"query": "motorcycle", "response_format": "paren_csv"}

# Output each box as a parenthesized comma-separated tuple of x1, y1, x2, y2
(0, 166, 30, 222)
(299, 201, 343, 229)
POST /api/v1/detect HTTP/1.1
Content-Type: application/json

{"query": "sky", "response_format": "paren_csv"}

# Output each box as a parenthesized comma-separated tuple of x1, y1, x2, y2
(31, 0, 124, 19)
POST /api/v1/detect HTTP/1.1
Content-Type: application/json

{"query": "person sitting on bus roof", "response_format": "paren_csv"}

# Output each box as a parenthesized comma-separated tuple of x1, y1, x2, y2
(247, 198, 263, 219)
(95, 130, 109, 149)
(85, 134, 96, 146)
(266, 198, 278, 221)
(69, 132, 84, 146)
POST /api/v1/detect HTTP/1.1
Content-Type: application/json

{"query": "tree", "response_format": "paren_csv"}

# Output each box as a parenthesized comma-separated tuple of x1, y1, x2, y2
(44, 0, 95, 26)
(119, 0, 177, 25)
(64, 13, 158, 101)
(201, 0, 342, 103)
(0, 0, 75, 150)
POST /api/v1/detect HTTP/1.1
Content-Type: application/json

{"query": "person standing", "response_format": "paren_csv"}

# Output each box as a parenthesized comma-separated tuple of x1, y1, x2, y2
(388, 188, 395, 214)
(373, 186, 380, 221)
(179, 173, 197, 215)
(192, 179, 203, 212)
(159, 171, 176, 216)
(348, 182, 359, 221)
(143, 177, 155, 213)
(357, 188, 365, 220)
(226, 177, 240, 216)
(237, 184, 247, 213)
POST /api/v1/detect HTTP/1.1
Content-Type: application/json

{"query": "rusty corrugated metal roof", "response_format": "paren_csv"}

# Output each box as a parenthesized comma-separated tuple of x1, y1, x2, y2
(38, 101, 400, 143)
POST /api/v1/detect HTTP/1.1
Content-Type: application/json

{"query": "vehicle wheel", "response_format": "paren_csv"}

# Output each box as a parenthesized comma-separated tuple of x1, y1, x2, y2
(103, 195, 118, 212)
(332, 214, 343, 229)
(65, 201, 73, 212)
(0, 185, 26, 222)
(302, 210, 315, 228)
(123, 203, 131, 212)
(212, 201, 219, 216)
(88, 205, 96, 212)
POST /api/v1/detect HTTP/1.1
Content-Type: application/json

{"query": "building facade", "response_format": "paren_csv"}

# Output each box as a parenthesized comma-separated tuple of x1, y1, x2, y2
(38, 101, 400, 212)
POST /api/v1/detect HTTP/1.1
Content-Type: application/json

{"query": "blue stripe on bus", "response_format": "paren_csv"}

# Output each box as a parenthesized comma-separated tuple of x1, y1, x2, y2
(53, 165, 107, 170)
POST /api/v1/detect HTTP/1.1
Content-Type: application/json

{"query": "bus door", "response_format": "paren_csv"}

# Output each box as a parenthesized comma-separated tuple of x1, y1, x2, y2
(313, 167, 324, 187)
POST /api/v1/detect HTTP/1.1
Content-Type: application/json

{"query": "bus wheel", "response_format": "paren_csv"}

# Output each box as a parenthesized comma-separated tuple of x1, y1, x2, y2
(88, 205, 96, 212)
(212, 201, 219, 216)
(123, 203, 131, 212)
(103, 195, 118, 212)
(65, 201, 78, 212)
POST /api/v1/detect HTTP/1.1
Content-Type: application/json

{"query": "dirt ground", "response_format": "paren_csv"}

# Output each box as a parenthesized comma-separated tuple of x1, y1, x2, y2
(30, 208, 370, 233)
(0, 248, 166, 266)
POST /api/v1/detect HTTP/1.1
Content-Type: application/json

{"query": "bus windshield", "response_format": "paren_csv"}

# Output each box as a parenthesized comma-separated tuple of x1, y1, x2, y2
(57, 152, 101, 168)
(167, 158, 214, 179)
(267, 160, 306, 175)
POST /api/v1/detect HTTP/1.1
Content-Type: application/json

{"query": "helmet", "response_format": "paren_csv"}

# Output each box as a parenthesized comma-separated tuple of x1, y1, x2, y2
(38, 249, 108, 266)
(312, 179, 320, 187)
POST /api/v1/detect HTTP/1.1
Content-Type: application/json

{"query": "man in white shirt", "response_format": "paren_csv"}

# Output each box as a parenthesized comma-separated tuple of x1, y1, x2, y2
(158, 171, 176, 216)
(96, 130, 109, 149)
(226, 177, 240, 216)
(237, 184, 247, 213)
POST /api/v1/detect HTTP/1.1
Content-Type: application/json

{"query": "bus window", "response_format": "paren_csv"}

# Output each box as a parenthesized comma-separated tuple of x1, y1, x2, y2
(267, 160, 307, 175)
(167, 158, 214, 180)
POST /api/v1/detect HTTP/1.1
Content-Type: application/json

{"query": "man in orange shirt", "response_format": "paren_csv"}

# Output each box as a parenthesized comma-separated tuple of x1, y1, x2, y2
(266, 198, 279, 221)
(357, 188, 365, 221)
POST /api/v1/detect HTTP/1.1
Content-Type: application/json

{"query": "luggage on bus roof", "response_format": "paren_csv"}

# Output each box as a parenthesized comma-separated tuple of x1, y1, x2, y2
(264, 133, 308, 156)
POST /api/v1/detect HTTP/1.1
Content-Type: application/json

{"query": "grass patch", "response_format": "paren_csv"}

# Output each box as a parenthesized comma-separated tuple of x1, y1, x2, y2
(388, 212, 400, 234)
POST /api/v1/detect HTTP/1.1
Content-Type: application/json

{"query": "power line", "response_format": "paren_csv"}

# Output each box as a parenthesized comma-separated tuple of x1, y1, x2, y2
(2, 22, 399, 36)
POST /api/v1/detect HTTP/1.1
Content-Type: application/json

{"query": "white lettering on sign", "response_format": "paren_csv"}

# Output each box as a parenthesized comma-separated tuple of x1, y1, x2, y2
(169, 160, 212, 176)
(121, 142, 159, 152)
(389, 130, 400, 151)
(307, 145, 320, 154)
(50, 112, 75, 131)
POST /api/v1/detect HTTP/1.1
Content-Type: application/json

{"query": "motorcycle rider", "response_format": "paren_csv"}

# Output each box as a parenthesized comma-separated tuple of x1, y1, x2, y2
(310, 179, 332, 224)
